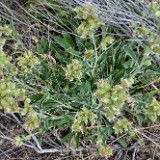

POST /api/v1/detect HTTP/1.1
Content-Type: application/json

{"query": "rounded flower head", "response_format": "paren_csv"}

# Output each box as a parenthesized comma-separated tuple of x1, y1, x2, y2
(65, 59, 82, 81)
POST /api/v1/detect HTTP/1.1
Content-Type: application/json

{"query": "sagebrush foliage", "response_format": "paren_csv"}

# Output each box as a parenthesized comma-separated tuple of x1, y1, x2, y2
(0, 0, 160, 158)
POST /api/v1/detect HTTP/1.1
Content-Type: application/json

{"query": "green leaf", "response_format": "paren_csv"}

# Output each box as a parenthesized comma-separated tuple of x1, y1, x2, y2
(50, 43, 61, 53)
(54, 36, 72, 49)
(42, 38, 48, 51)
(56, 115, 73, 128)
(145, 66, 160, 74)
(84, 134, 97, 141)
(136, 114, 144, 125)
(62, 33, 74, 47)
(61, 133, 73, 143)
(38, 92, 50, 109)
(118, 137, 128, 148)
(37, 43, 43, 55)
(124, 47, 139, 63)
(75, 132, 80, 148)
(107, 126, 114, 136)
(29, 94, 43, 102)
(67, 48, 81, 57)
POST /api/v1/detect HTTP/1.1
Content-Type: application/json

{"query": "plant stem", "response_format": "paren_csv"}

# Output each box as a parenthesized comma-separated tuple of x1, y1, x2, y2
(92, 33, 98, 75)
